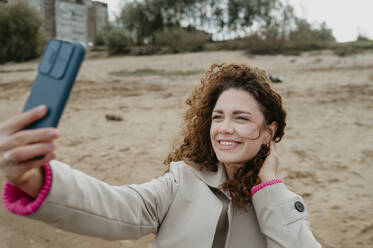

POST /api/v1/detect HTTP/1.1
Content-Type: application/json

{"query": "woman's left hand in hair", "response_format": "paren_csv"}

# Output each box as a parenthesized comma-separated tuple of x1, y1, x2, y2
(258, 141, 279, 183)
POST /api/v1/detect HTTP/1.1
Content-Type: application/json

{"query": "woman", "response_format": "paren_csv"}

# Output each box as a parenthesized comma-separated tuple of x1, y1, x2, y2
(1, 63, 321, 247)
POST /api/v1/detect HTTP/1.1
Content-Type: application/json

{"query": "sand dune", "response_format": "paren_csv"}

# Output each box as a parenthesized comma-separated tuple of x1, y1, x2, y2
(0, 50, 372, 247)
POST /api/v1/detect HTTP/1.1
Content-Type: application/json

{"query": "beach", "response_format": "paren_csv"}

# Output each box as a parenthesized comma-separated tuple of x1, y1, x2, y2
(0, 50, 372, 247)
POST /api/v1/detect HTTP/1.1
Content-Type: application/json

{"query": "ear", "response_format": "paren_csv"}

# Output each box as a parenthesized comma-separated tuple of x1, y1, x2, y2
(264, 121, 278, 144)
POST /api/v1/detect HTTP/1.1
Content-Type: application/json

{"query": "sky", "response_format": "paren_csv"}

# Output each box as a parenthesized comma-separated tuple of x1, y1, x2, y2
(97, 0, 373, 42)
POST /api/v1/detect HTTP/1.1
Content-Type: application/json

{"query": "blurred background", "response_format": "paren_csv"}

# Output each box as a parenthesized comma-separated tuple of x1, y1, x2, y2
(1, 0, 373, 61)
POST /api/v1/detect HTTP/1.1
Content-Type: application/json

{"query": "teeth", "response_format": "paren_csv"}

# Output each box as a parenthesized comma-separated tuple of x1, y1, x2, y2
(220, 141, 236, 146)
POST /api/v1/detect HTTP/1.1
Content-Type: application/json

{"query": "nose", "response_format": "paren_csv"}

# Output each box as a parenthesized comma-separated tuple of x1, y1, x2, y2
(219, 119, 234, 134)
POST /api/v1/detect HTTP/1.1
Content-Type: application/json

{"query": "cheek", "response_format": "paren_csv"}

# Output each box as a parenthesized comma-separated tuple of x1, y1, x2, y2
(209, 123, 218, 138)
(237, 123, 262, 139)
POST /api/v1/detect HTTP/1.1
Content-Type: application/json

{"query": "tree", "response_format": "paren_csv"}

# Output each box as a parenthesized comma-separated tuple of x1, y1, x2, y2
(289, 19, 335, 43)
(227, 0, 278, 30)
(356, 33, 370, 42)
(120, 1, 164, 44)
(0, 1, 46, 64)
(119, 0, 289, 45)
(105, 27, 132, 55)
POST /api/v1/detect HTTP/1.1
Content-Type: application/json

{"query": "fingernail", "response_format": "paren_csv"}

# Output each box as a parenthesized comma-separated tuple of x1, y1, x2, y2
(47, 143, 55, 151)
(48, 131, 57, 138)
(36, 105, 46, 114)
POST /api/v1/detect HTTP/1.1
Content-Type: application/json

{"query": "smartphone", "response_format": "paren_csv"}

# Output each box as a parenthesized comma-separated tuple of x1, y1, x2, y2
(23, 38, 86, 129)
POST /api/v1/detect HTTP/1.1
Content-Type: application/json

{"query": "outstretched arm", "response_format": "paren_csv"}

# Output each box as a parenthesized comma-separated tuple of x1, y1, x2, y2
(2, 159, 180, 241)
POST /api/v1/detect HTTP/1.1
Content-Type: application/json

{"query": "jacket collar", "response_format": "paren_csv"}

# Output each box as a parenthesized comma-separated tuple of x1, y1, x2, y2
(190, 163, 227, 188)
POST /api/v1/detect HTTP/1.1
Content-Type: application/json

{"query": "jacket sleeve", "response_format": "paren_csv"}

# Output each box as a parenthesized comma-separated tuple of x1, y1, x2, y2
(252, 183, 321, 248)
(28, 160, 180, 241)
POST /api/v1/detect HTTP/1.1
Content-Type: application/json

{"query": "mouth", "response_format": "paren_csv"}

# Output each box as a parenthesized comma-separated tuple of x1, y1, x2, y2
(217, 140, 242, 150)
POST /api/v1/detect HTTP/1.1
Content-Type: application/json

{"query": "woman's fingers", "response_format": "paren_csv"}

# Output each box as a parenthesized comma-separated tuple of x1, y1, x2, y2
(0, 105, 48, 135)
(269, 141, 280, 174)
(4, 152, 55, 187)
(0, 128, 58, 151)
(5, 143, 56, 165)
(258, 141, 280, 183)
(269, 140, 278, 155)
(21, 152, 55, 169)
(0, 105, 56, 189)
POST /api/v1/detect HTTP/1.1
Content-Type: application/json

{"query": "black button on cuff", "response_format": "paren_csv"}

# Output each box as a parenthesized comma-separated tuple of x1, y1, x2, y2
(294, 201, 305, 212)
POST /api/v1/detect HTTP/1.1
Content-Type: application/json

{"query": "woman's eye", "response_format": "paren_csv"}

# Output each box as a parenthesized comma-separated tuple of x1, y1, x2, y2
(236, 116, 249, 121)
(212, 115, 223, 120)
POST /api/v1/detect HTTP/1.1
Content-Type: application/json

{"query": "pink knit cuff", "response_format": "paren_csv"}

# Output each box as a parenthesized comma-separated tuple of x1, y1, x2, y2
(2, 164, 52, 215)
(251, 179, 283, 196)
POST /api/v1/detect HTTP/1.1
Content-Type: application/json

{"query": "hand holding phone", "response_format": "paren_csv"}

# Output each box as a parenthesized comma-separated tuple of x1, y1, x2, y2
(0, 105, 57, 196)
(0, 39, 85, 196)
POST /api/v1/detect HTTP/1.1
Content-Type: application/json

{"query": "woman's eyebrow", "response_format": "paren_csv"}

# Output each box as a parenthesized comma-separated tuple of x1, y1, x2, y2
(233, 110, 252, 115)
(212, 110, 252, 115)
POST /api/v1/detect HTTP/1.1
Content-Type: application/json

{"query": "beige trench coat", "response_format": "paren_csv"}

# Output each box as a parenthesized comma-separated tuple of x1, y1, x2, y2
(29, 160, 321, 247)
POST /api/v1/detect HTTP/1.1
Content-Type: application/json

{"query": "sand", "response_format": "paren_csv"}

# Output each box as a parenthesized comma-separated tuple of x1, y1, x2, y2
(0, 50, 372, 248)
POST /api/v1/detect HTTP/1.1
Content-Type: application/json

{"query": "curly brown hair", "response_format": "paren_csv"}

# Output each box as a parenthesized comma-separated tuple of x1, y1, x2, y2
(165, 63, 286, 206)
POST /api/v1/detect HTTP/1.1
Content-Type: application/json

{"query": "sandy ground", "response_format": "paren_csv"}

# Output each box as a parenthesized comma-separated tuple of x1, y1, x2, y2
(0, 50, 372, 248)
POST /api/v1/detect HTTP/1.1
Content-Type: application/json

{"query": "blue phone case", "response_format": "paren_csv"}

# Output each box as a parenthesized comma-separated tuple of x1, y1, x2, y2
(23, 38, 85, 129)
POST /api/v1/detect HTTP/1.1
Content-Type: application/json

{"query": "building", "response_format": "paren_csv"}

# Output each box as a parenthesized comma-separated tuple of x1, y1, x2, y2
(87, 1, 108, 42)
(28, 0, 108, 44)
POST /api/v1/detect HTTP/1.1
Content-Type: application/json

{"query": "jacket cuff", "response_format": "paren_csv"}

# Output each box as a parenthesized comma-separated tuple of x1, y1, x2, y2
(251, 178, 283, 196)
(2, 164, 52, 216)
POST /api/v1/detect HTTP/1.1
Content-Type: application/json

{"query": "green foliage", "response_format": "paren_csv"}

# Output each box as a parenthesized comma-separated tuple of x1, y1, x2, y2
(244, 17, 336, 55)
(203, 39, 249, 51)
(120, 1, 163, 45)
(94, 31, 106, 46)
(356, 33, 370, 42)
(154, 26, 211, 53)
(244, 30, 284, 55)
(113, 0, 373, 57)
(119, 0, 286, 45)
(227, 0, 280, 29)
(333, 45, 361, 57)
(0, 1, 46, 64)
(351, 40, 373, 49)
(105, 27, 132, 55)
(289, 19, 335, 43)
(332, 40, 373, 57)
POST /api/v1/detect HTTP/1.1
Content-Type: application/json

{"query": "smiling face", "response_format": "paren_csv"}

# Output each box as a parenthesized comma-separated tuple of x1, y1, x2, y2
(210, 88, 272, 168)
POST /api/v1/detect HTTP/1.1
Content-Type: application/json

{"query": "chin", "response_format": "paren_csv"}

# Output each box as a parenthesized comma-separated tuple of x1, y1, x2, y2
(216, 156, 249, 165)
